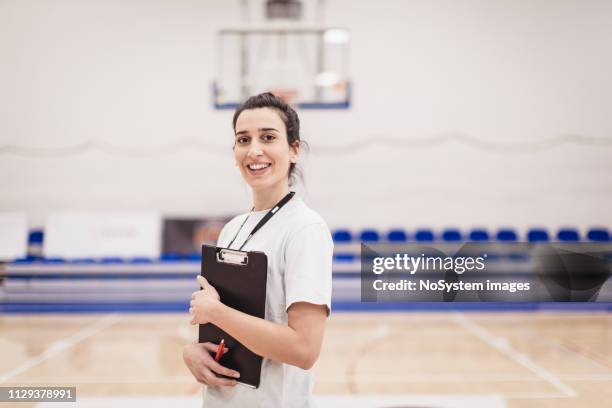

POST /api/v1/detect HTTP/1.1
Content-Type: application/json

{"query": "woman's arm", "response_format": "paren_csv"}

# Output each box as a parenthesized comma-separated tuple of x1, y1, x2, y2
(214, 301, 327, 370)
(190, 276, 328, 370)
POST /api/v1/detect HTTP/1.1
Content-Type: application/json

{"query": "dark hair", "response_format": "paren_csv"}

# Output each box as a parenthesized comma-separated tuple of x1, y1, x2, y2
(232, 92, 306, 186)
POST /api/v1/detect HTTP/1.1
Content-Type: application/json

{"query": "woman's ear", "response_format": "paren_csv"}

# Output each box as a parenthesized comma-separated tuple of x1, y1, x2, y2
(290, 140, 300, 161)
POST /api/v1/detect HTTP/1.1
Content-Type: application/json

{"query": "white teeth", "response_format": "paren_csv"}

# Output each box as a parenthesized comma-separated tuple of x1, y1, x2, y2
(248, 163, 270, 170)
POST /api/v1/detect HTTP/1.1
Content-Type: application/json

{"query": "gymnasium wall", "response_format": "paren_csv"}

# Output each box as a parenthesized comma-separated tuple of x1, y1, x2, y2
(1, 0, 611, 230)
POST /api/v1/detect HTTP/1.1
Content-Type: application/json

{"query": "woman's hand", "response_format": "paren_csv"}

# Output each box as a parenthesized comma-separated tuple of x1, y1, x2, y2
(182, 342, 240, 386)
(190, 275, 221, 325)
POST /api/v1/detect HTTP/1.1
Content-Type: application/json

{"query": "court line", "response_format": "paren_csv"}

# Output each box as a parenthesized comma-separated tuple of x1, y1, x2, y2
(451, 313, 577, 398)
(468, 328, 612, 374)
(0, 313, 122, 384)
(345, 323, 390, 394)
(558, 340, 612, 371)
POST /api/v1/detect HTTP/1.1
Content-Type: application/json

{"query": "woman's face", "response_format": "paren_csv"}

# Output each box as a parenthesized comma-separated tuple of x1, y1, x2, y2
(234, 107, 299, 192)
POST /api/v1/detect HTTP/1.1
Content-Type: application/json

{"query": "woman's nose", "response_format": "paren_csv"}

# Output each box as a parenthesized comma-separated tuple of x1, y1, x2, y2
(247, 142, 264, 157)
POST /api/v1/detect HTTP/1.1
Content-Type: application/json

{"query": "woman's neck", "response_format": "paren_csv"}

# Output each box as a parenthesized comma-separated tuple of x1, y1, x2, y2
(252, 183, 290, 211)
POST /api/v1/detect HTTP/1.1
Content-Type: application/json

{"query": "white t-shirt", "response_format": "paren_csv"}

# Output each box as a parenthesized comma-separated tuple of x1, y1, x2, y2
(202, 195, 333, 408)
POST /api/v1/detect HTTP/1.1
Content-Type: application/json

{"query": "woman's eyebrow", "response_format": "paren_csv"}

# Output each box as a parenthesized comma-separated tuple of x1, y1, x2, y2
(235, 127, 278, 136)
(258, 127, 279, 133)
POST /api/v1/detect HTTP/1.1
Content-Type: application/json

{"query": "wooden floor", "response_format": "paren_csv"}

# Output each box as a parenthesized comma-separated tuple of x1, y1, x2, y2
(1, 311, 611, 407)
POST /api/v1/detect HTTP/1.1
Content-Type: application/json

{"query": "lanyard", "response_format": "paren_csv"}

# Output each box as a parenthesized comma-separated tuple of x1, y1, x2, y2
(226, 192, 295, 251)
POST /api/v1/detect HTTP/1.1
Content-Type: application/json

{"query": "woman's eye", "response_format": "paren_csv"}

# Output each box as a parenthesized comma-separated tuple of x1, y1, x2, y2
(263, 134, 275, 142)
(237, 137, 249, 144)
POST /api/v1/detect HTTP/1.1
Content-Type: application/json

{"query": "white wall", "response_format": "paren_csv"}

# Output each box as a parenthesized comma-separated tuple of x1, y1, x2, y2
(1, 0, 611, 231)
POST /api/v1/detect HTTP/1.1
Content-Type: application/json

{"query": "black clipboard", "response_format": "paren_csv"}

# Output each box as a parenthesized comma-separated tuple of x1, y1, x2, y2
(198, 244, 268, 388)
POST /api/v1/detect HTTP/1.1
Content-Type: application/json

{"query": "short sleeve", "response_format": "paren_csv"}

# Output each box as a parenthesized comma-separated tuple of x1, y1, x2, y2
(284, 222, 334, 316)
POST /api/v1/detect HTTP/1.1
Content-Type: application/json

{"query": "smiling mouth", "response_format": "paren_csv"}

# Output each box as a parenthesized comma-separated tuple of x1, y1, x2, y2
(246, 163, 272, 175)
(247, 163, 271, 170)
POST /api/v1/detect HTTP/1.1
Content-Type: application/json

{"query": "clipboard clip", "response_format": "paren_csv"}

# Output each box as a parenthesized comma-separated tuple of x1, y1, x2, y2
(216, 248, 249, 266)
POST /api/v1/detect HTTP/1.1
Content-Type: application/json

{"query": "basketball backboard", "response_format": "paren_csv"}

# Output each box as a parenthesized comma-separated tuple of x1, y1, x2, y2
(212, 26, 351, 109)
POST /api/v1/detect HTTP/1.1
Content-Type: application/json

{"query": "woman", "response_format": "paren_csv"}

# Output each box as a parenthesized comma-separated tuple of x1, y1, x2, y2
(184, 92, 334, 407)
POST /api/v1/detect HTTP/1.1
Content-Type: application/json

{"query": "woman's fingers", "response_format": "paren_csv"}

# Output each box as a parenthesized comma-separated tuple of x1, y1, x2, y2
(203, 368, 237, 387)
(200, 343, 230, 355)
(197, 275, 209, 290)
(185, 343, 237, 387)
(201, 342, 224, 352)
(199, 343, 240, 379)
(203, 344, 229, 355)
(207, 359, 240, 379)
(189, 314, 197, 325)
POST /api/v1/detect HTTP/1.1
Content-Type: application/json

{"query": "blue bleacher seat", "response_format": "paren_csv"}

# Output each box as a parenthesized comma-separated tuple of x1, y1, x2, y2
(26, 230, 44, 261)
(101, 257, 124, 264)
(557, 228, 580, 242)
(333, 253, 356, 262)
(587, 228, 610, 242)
(186, 252, 201, 261)
(43, 257, 65, 263)
(442, 229, 462, 242)
(333, 229, 357, 261)
(387, 229, 408, 242)
(359, 229, 380, 243)
(507, 252, 530, 261)
(415, 229, 435, 242)
(496, 229, 518, 242)
(161, 253, 182, 261)
(527, 229, 549, 242)
(332, 229, 352, 243)
(468, 229, 489, 241)
(13, 255, 38, 263)
(484, 253, 502, 261)
(131, 257, 154, 263)
(28, 230, 44, 244)
(72, 258, 96, 264)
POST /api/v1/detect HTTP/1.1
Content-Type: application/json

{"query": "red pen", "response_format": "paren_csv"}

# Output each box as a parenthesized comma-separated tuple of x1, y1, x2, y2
(214, 339, 225, 362)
